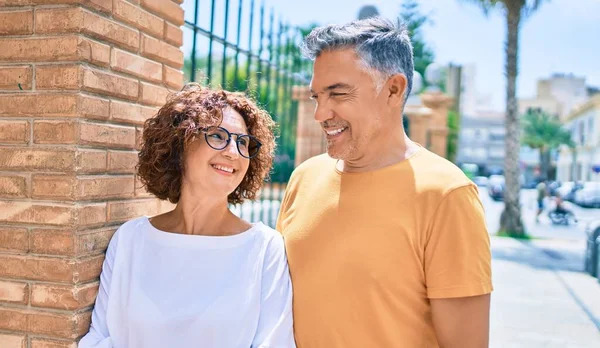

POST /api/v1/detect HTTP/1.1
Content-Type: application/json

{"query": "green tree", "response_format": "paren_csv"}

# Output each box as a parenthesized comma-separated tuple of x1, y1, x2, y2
(521, 109, 574, 181)
(446, 110, 459, 162)
(462, 0, 546, 238)
(400, 0, 435, 87)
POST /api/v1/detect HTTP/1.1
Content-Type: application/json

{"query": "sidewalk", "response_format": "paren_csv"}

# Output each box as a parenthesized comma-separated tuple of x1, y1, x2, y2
(490, 236, 600, 347)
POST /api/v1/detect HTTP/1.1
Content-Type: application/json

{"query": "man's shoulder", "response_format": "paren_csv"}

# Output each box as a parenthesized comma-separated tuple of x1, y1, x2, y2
(411, 148, 474, 194)
(289, 153, 335, 180)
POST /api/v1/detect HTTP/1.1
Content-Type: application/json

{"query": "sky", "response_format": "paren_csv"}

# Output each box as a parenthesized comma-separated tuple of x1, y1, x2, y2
(181, 0, 600, 112)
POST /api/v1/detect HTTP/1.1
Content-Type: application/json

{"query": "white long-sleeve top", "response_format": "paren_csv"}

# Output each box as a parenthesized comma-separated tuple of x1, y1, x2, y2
(78, 216, 295, 348)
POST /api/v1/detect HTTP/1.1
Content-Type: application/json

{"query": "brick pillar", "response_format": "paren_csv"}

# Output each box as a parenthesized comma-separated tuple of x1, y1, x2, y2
(420, 91, 453, 158)
(404, 105, 432, 147)
(293, 86, 325, 167)
(0, 1, 183, 346)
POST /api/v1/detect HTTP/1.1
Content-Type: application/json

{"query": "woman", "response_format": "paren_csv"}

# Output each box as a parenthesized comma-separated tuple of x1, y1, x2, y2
(79, 84, 295, 348)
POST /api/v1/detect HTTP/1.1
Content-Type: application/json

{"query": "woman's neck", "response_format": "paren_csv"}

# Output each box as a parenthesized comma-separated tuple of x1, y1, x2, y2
(151, 189, 249, 236)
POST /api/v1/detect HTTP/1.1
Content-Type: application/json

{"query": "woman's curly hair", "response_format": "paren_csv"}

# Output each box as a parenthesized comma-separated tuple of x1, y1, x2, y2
(137, 83, 276, 205)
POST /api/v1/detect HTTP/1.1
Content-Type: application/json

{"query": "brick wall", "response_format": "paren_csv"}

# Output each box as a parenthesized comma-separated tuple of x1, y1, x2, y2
(0, 1, 184, 346)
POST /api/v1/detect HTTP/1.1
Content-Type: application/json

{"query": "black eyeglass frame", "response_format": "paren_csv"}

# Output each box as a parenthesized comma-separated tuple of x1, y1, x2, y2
(201, 126, 262, 159)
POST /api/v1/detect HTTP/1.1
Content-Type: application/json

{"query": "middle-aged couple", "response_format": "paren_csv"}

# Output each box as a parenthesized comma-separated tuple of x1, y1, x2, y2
(79, 16, 492, 348)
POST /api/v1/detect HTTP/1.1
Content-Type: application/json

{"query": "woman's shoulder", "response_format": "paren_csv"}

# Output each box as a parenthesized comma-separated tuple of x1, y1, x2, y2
(109, 216, 151, 247)
(251, 223, 286, 258)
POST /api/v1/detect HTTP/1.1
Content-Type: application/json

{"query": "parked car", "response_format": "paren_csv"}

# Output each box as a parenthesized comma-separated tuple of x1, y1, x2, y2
(584, 219, 600, 277)
(487, 175, 505, 201)
(472, 176, 488, 187)
(574, 182, 600, 208)
(554, 181, 584, 202)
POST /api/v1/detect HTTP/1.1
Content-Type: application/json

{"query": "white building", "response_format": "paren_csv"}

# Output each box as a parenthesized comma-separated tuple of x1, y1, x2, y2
(519, 73, 589, 122)
(556, 95, 600, 182)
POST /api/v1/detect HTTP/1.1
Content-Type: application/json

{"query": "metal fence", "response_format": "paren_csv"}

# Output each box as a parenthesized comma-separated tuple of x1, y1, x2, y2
(182, 0, 312, 227)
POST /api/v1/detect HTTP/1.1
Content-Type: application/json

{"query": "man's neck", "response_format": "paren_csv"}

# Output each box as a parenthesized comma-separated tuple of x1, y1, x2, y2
(337, 133, 420, 173)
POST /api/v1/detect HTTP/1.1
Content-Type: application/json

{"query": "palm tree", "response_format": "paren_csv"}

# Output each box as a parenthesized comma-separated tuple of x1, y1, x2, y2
(521, 109, 574, 181)
(461, 0, 545, 237)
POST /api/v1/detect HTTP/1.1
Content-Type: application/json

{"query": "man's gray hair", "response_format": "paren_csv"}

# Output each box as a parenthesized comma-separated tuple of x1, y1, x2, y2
(301, 16, 414, 97)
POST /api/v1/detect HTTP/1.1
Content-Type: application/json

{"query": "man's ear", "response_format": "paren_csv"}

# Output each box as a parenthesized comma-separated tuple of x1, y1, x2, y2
(386, 74, 408, 107)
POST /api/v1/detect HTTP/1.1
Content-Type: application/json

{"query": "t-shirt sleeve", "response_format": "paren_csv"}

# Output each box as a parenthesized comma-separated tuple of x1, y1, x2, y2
(252, 233, 296, 348)
(276, 173, 296, 233)
(78, 230, 119, 348)
(424, 184, 493, 299)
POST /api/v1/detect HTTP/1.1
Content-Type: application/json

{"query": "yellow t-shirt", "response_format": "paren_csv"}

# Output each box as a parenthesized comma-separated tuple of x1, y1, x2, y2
(276, 148, 493, 348)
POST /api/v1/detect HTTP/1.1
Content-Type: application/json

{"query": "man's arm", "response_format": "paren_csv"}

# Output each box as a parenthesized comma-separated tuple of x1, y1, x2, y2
(424, 184, 493, 347)
(431, 294, 490, 348)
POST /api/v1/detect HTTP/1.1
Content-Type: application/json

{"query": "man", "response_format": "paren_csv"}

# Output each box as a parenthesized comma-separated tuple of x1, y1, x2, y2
(535, 180, 547, 222)
(276, 17, 493, 348)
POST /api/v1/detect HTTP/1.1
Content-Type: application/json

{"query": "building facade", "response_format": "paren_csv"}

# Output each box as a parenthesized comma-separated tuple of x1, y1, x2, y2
(456, 112, 505, 176)
(557, 95, 600, 182)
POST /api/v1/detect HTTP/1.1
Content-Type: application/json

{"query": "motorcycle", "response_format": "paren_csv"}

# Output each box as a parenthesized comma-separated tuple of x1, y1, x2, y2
(548, 209, 577, 226)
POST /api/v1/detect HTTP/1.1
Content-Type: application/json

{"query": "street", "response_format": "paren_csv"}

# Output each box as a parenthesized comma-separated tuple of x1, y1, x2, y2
(480, 188, 600, 347)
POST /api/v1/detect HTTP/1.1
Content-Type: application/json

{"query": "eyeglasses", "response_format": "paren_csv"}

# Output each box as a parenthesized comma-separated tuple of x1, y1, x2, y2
(201, 126, 262, 159)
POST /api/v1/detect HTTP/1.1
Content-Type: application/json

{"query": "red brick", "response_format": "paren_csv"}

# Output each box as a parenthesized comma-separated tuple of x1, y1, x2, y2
(75, 203, 107, 228)
(85, 0, 112, 13)
(164, 21, 183, 47)
(79, 122, 136, 148)
(77, 227, 115, 255)
(82, 9, 139, 51)
(0, 120, 30, 144)
(0, 227, 29, 252)
(36, 65, 80, 90)
(108, 150, 138, 173)
(0, 201, 75, 226)
(32, 175, 136, 200)
(108, 198, 157, 222)
(135, 126, 143, 150)
(110, 100, 157, 125)
(0, 94, 78, 117)
(33, 120, 78, 144)
(141, 0, 184, 26)
(0, 280, 29, 305)
(0, 10, 33, 35)
(140, 81, 170, 107)
(30, 229, 75, 255)
(76, 255, 104, 283)
(82, 67, 139, 100)
(0, 65, 32, 90)
(163, 65, 183, 89)
(77, 37, 111, 68)
(29, 311, 90, 339)
(31, 283, 98, 310)
(134, 175, 152, 197)
(32, 175, 76, 200)
(79, 94, 110, 120)
(0, 36, 80, 62)
(30, 338, 77, 348)
(141, 34, 184, 68)
(30, 228, 114, 256)
(0, 148, 75, 172)
(0, 254, 75, 282)
(76, 175, 135, 200)
(34, 7, 81, 34)
(0, 333, 26, 348)
(36, 8, 138, 51)
(0, 308, 28, 332)
(0, 175, 28, 198)
(111, 48, 163, 83)
(75, 149, 107, 173)
(114, 0, 164, 38)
